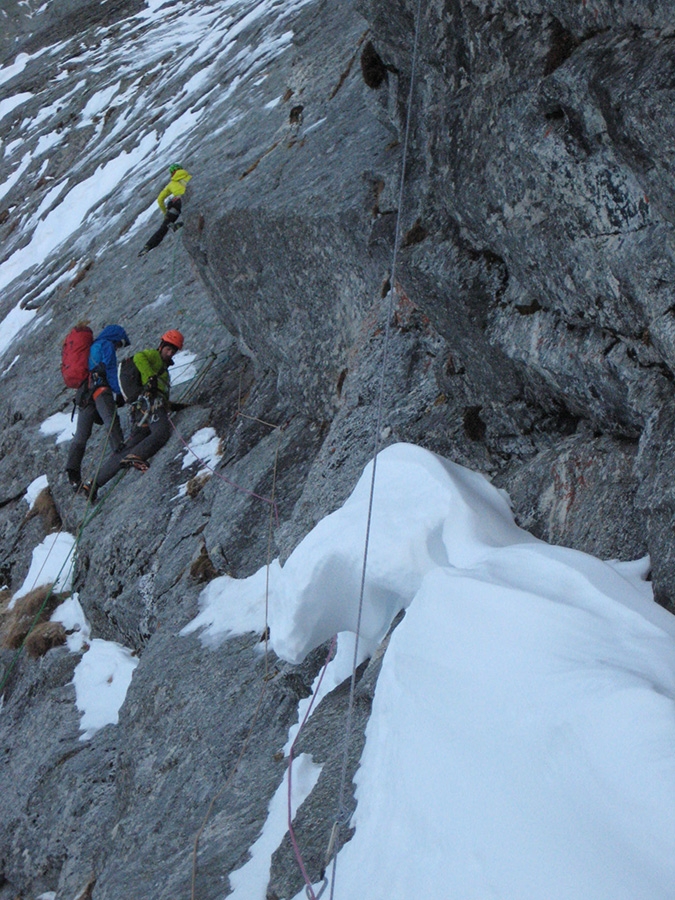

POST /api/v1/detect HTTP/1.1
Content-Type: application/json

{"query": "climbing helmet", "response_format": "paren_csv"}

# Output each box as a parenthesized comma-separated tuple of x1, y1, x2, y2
(160, 329, 184, 351)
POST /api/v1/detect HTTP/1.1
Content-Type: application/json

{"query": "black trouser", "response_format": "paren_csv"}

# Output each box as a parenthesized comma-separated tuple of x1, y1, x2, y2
(93, 404, 171, 489)
(144, 198, 181, 250)
(66, 389, 124, 479)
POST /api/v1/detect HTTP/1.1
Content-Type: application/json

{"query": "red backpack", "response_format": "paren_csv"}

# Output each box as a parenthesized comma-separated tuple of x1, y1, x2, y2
(61, 324, 94, 388)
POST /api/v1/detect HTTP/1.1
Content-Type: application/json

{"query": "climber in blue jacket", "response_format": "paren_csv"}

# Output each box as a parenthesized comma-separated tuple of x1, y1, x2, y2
(65, 324, 130, 490)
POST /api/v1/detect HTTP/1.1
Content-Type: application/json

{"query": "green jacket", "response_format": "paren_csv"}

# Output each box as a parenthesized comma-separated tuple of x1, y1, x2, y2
(133, 349, 171, 399)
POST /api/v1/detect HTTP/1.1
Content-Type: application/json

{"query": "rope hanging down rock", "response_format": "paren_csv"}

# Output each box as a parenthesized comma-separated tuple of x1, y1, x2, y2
(281, 3, 427, 898)
(190, 418, 284, 900)
(326, 0, 426, 897)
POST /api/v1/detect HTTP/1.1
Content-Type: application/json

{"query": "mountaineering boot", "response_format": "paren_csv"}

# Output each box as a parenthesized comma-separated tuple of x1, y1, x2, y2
(81, 480, 98, 503)
(66, 469, 81, 491)
(120, 454, 150, 472)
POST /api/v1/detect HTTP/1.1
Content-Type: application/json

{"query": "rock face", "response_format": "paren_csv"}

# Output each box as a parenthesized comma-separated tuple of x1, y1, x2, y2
(1, 1, 675, 898)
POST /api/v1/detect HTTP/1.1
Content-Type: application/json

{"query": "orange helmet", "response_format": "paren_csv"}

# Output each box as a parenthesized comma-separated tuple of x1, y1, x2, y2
(161, 329, 184, 350)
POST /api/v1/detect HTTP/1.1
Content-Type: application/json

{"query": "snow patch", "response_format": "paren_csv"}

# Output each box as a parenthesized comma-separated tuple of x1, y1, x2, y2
(227, 753, 322, 898)
(0, 53, 30, 87)
(72, 638, 139, 740)
(171, 349, 198, 386)
(1, 354, 20, 377)
(0, 304, 36, 362)
(0, 92, 33, 122)
(11, 532, 76, 605)
(24, 475, 49, 508)
(40, 411, 77, 445)
(51, 592, 91, 653)
(180, 426, 221, 472)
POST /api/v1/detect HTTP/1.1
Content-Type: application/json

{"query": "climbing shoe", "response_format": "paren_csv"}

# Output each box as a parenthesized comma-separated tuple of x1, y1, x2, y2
(170, 221, 183, 232)
(120, 454, 150, 472)
(138, 246, 149, 258)
(66, 470, 81, 491)
(81, 480, 98, 503)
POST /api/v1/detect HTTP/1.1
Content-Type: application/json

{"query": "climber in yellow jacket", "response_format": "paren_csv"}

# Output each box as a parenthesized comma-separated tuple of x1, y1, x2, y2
(139, 164, 192, 257)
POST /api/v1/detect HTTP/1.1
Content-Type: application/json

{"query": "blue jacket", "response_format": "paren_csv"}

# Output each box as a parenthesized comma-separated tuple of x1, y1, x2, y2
(89, 325, 129, 395)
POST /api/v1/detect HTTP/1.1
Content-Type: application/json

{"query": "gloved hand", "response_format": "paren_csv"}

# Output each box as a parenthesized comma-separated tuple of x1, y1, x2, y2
(115, 393, 126, 408)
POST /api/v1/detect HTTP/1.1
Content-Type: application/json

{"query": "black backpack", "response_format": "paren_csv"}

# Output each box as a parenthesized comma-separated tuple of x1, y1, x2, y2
(117, 357, 143, 403)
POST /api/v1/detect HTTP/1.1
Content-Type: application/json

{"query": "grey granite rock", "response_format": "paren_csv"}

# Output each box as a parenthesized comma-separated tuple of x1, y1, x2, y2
(1, 1, 675, 898)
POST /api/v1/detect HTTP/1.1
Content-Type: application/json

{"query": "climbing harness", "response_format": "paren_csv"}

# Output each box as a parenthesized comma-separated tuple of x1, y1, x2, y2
(130, 394, 153, 428)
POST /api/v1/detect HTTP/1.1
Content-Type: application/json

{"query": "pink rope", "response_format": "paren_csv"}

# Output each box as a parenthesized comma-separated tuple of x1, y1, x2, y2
(287, 636, 338, 899)
(168, 417, 280, 525)
(172, 409, 331, 894)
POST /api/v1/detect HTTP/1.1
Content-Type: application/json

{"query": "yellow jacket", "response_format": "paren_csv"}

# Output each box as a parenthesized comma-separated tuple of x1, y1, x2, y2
(157, 168, 192, 214)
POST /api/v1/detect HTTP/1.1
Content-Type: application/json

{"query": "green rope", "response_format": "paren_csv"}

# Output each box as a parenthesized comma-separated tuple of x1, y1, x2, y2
(0, 468, 128, 697)
(0, 409, 125, 697)
(0, 547, 74, 694)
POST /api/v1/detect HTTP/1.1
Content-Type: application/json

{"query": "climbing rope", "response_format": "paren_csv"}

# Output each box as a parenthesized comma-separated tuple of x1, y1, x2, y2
(277, 3, 426, 893)
(189, 416, 285, 900)
(174, 351, 218, 404)
(263, 426, 283, 675)
(286, 635, 337, 900)
(326, 1, 426, 896)
(170, 225, 180, 302)
(168, 416, 280, 523)
(0, 408, 125, 696)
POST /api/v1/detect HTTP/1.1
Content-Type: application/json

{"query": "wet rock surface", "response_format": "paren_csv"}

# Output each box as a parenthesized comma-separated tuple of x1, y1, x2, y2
(1, 1, 675, 898)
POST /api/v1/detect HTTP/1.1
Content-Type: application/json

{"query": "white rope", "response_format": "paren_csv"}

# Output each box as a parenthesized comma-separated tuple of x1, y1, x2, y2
(327, 1, 425, 896)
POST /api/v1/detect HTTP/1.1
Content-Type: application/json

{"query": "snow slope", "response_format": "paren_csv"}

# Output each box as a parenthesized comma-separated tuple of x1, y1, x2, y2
(185, 442, 675, 900)
(0, 0, 318, 350)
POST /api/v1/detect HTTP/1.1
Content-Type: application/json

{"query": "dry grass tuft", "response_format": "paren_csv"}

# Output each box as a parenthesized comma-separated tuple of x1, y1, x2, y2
(24, 486, 63, 533)
(190, 544, 218, 584)
(24, 621, 67, 658)
(1, 584, 68, 652)
(0, 588, 12, 613)
(186, 472, 211, 498)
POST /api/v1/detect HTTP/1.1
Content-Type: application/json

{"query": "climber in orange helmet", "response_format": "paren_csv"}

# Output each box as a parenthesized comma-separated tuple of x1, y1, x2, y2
(82, 330, 185, 501)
